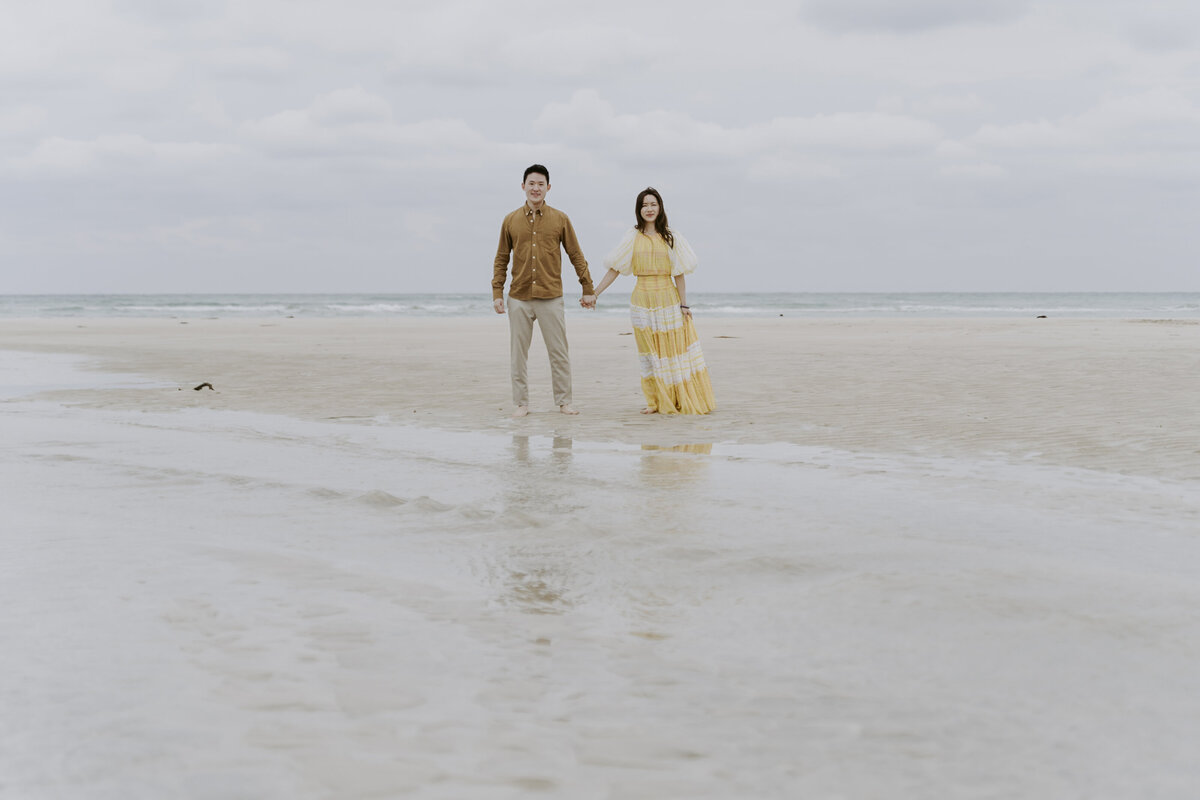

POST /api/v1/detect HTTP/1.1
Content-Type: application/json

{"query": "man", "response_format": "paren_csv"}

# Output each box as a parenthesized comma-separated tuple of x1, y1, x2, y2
(493, 164, 595, 417)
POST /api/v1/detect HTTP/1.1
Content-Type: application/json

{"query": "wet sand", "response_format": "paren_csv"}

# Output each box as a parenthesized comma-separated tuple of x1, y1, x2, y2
(3, 317, 1200, 798)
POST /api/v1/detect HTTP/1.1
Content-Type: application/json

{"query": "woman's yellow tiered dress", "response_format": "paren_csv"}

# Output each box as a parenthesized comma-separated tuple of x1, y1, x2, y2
(623, 232, 715, 414)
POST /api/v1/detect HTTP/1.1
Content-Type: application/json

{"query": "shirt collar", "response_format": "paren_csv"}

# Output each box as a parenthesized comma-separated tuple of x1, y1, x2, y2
(523, 202, 545, 218)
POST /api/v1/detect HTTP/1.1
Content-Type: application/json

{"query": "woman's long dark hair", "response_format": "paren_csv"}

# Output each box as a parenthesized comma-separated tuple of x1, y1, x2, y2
(635, 187, 674, 248)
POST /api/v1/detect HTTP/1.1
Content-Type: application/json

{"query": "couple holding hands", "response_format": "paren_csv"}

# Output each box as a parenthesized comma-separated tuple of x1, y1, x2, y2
(492, 164, 715, 418)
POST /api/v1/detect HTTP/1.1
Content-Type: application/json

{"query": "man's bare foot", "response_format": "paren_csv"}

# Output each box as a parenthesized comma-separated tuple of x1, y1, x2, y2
(641, 407, 658, 414)
(559, 404, 580, 415)
(512, 405, 529, 418)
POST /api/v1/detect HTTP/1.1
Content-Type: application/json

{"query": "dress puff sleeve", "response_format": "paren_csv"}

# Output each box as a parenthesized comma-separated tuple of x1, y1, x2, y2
(602, 228, 638, 276)
(668, 231, 698, 276)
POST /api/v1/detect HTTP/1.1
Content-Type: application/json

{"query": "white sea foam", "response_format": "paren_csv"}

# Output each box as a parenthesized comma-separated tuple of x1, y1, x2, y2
(4, 292, 1200, 319)
(3, 353, 1200, 797)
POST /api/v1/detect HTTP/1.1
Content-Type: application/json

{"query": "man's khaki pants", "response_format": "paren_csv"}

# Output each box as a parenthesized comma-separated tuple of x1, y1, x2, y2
(508, 296, 571, 407)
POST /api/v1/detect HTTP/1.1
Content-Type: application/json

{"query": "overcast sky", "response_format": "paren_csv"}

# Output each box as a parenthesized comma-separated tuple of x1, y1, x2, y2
(2, 0, 1198, 294)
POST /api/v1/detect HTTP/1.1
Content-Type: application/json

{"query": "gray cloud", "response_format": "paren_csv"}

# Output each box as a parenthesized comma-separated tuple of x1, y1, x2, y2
(801, 0, 1029, 33)
(1, 0, 1197, 293)
(1112, 5, 1200, 51)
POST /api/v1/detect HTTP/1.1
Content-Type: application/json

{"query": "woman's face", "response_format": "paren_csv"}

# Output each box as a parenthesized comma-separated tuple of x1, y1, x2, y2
(640, 195, 660, 225)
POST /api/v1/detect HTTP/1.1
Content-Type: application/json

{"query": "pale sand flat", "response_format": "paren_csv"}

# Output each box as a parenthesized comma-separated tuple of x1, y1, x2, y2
(3, 316, 1198, 480)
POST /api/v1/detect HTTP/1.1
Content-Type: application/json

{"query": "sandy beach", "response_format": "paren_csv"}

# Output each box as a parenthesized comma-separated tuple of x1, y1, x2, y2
(3, 315, 1198, 478)
(3, 316, 1200, 798)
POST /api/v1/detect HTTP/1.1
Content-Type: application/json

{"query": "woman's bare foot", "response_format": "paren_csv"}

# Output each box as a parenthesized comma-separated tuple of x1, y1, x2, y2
(559, 404, 580, 415)
(641, 407, 658, 414)
(512, 406, 529, 418)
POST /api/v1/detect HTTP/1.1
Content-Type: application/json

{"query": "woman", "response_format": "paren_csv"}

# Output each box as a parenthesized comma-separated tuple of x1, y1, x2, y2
(593, 188, 715, 415)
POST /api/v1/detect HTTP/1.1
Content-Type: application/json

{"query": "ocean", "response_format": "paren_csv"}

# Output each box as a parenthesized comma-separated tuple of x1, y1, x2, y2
(2, 292, 1199, 319)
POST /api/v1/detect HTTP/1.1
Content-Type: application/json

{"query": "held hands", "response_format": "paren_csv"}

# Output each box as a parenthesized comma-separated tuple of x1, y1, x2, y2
(499, 296, 597, 312)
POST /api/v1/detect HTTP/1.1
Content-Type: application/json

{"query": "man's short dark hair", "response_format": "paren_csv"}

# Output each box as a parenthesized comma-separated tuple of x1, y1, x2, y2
(523, 164, 549, 183)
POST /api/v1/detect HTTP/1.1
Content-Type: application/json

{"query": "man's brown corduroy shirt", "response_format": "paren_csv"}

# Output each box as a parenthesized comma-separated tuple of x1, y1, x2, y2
(492, 203, 594, 301)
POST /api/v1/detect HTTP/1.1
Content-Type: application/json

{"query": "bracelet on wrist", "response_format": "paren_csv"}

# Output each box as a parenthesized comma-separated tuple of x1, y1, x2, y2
(680, 305, 689, 309)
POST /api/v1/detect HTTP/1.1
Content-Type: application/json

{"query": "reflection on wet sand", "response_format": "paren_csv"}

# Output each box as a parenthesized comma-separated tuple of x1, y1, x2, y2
(502, 567, 573, 615)
(497, 434, 579, 615)
(510, 434, 574, 469)
(510, 433, 530, 463)
(639, 443, 713, 489)
(551, 434, 573, 469)
(642, 444, 714, 455)
(493, 438, 712, 615)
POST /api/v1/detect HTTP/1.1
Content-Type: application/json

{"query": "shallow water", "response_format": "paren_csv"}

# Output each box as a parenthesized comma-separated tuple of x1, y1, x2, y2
(3, 354, 1200, 798)
(0, 350, 173, 399)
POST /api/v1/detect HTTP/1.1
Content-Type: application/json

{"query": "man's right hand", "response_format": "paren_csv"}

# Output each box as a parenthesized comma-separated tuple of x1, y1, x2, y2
(493, 298, 505, 315)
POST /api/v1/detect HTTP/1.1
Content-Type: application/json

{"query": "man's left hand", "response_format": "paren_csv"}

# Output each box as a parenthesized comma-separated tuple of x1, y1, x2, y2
(580, 294, 596, 309)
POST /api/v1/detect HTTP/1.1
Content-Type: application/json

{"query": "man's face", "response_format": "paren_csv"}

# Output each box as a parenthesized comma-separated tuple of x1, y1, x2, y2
(523, 174, 549, 207)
